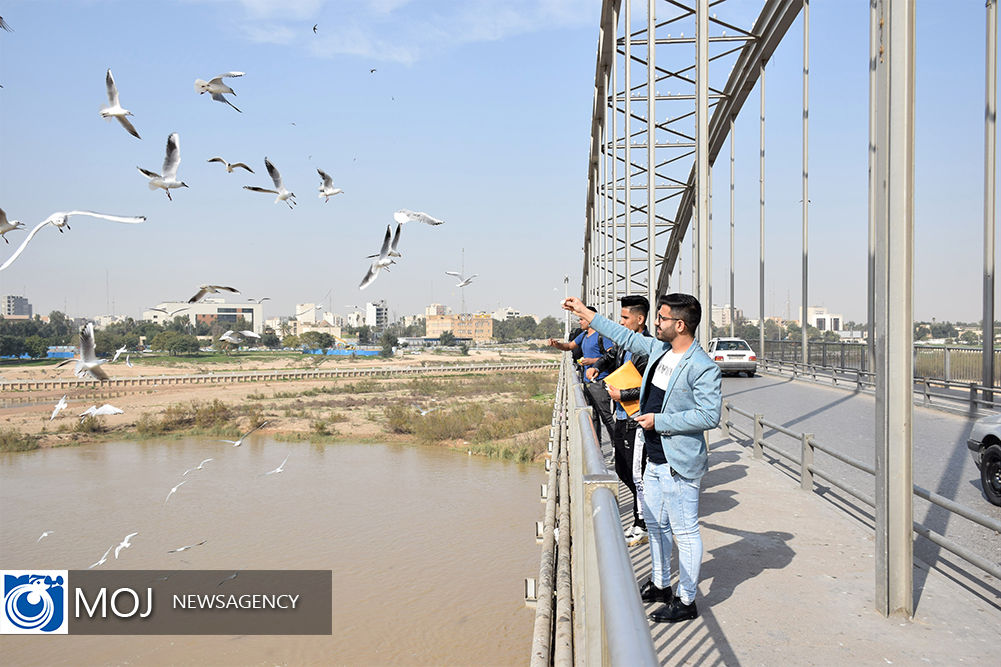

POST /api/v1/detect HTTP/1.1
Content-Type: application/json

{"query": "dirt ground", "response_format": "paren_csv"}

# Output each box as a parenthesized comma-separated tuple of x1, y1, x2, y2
(0, 347, 559, 449)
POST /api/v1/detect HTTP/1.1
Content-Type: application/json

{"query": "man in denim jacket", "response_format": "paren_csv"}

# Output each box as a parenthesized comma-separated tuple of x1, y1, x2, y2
(562, 292, 721, 623)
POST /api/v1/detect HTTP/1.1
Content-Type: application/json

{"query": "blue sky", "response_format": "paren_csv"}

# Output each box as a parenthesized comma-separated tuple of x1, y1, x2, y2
(0, 0, 995, 325)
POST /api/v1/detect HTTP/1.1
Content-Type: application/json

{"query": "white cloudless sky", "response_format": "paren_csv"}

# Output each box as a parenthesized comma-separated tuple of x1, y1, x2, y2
(0, 0, 996, 325)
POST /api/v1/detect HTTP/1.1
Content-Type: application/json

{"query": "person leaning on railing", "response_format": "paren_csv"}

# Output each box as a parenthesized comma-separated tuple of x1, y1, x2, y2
(562, 293, 722, 624)
(585, 294, 653, 545)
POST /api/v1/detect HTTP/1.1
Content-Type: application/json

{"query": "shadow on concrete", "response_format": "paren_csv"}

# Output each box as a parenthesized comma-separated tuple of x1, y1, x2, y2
(699, 521, 796, 607)
(722, 376, 795, 400)
(651, 605, 741, 666)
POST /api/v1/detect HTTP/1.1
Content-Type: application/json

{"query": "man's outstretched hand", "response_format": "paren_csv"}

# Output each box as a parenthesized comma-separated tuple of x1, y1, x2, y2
(562, 297, 594, 325)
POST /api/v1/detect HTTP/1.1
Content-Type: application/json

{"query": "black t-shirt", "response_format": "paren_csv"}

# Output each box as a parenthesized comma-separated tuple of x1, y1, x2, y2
(641, 355, 668, 464)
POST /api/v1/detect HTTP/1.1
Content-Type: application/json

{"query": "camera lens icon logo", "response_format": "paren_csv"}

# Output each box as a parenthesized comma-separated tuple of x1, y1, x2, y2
(1, 571, 68, 634)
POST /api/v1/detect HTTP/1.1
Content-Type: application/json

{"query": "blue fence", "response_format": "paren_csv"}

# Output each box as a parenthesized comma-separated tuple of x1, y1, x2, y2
(303, 348, 380, 357)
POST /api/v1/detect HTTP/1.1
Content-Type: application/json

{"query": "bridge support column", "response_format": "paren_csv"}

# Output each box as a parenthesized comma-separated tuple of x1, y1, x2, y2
(872, 0, 915, 619)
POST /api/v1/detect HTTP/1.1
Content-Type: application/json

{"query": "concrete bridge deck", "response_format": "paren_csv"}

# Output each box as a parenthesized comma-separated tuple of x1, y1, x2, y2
(607, 371, 1000, 665)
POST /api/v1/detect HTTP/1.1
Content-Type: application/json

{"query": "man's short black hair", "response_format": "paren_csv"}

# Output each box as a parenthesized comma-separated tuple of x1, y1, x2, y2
(656, 293, 701, 334)
(585, 305, 598, 313)
(620, 294, 649, 319)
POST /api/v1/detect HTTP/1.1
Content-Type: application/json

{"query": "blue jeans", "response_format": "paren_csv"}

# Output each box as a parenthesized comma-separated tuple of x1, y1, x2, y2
(641, 461, 703, 604)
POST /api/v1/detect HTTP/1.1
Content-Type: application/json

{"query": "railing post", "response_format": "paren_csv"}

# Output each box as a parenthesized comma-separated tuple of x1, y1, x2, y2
(721, 402, 731, 438)
(944, 345, 951, 381)
(800, 432, 814, 491)
(970, 382, 979, 414)
(753, 413, 764, 459)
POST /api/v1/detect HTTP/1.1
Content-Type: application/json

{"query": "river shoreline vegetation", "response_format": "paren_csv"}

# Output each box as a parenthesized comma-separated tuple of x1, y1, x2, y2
(6, 371, 558, 462)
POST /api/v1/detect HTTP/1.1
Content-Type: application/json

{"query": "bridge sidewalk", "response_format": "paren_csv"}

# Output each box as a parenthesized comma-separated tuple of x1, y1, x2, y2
(620, 430, 1000, 665)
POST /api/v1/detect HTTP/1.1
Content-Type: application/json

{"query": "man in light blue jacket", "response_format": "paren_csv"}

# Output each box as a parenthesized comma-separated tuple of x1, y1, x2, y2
(562, 293, 721, 623)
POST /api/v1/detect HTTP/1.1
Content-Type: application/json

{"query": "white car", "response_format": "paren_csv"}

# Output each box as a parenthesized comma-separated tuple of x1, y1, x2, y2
(966, 413, 1001, 506)
(707, 337, 757, 377)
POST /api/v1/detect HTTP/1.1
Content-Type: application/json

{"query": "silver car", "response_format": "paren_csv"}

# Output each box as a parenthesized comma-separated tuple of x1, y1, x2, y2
(707, 337, 757, 377)
(966, 412, 1001, 506)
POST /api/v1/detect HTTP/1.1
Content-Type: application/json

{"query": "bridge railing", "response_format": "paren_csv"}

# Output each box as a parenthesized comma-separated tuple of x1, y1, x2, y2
(530, 354, 657, 666)
(721, 401, 1001, 581)
(758, 358, 1001, 414)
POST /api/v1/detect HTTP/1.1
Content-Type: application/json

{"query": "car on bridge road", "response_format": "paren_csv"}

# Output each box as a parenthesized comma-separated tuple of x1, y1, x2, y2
(966, 413, 1001, 506)
(707, 337, 757, 377)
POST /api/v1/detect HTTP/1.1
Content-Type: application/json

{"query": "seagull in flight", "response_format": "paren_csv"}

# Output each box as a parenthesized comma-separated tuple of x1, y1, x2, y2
(219, 420, 269, 447)
(164, 480, 186, 504)
(99, 69, 141, 139)
(264, 453, 290, 475)
(0, 208, 25, 244)
(369, 68, 377, 74)
(312, 24, 318, 34)
(79, 404, 124, 421)
(244, 158, 296, 208)
(149, 306, 190, 318)
(446, 271, 478, 288)
(0, 211, 146, 272)
(367, 222, 401, 259)
(168, 540, 207, 554)
(111, 344, 128, 363)
(189, 284, 239, 303)
(114, 532, 138, 559)
(125, 354, 133, 368)
(413, 405, 440, 416)
(0, 16, 12, 31)
(359, 225, 396, 290)
(183, 458, 214, 476)
(250, 297, 270, 304)
(240, 330, 261, 339)
(37, 531, 53, 542)
(88, 545, 113, 569)
(394, 209, 444, 226)
(218, 571, 239, 587)
(138, 132, 188, 200)
(50, 395, 68, 420)
(59, 323, 108, 381)
(208, 157, 254, 173)
(194, 71, 244, 112)
(219, 330, 242, 344)
(317, 169, 343, 201)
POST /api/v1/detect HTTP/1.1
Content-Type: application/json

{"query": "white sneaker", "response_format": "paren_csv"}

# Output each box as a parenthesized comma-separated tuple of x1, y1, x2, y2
(627, 525, 648, 546)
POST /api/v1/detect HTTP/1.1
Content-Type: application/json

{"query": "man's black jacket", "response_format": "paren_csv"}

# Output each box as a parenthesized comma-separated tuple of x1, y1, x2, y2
(591, 327, 653, 404)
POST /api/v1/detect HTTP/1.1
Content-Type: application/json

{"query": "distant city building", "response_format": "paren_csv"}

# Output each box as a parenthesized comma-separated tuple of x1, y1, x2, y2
(426, 313, 493, 342)
(323, 312, 344, 327)
(425, 303, 448, 317)
(798, 306, 843, 332)
(2, 295, 32, 317)
(492, 306, 521, 321)
(295, 303, 319, 324)
(264, 316, 287, 332)
(401, 314, 424, 329)
(366, 300, 388, 329)
(298, 320, 343, 341)
(346, 310, 364, 328)
(143, 298, 263, 333)
(93, 314, 126, 329)
(711, 304, 743, 329)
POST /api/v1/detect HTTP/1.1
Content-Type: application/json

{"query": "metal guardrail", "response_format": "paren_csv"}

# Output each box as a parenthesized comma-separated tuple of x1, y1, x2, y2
(530, 355, 657, 666)
(0, 361, 560, 392)
(759, 358, 1001, 413)
(721, 401, 1001, 581)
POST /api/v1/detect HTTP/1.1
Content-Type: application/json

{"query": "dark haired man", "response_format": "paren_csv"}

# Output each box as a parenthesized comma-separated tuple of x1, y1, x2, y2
(562, 292, 721, 624)
(586, 294, 651, 543)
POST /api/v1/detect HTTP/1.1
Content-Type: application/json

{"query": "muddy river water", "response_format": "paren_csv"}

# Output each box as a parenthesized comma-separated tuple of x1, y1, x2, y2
(0, 438, 544, 665)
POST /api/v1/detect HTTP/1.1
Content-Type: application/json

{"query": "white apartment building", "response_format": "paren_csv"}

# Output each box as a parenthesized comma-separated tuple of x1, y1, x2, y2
(492, 306, 521, 321)
(711, 304, 743, 329)
(366, 300, 388, 329)
(295, 303, 320, 324)
(798, 306, 843, 332)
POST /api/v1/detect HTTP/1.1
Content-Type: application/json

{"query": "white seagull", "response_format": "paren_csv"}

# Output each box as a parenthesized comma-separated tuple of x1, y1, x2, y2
(367, 223, 401, 259)
(264, 453, 290, 475)
(359, 225, 396, 290)
(219, 330, 242, 344)
(37, 531, 53, 542)
(182, 458, 214, 476)
(168, 539, 207, 554)
(138, 132, 188, 201)
(412, 405, 440, 416)
(125, 354, 133, 368)
(188, 284, 239, 303)
(0, 208, 25, 244)
(99, 69, 141, 139)
(149, 306, 189, 318)
(114, 532, 138, 559)
(394, 209, 444, 226)
(239, 330, 261, 339)
(219, 420, 269, 447)
(164, 480, 186, 504)
(79, 404, 124, 421)
(60, 323, 108, 381)
(50, 395, 68, 421)
(317, 169, 343, 201)
(88, 545, 113, 569)
(244, 157, 296, 208)
(445, 271, 478, 288)
(208, 157, 254, 173)
(0, 211, 145, 272)
(111, 344, 128, 363)
(194, 71, 244, 112)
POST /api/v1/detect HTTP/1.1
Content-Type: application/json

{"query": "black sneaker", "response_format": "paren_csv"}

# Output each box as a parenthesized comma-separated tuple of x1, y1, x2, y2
(638, 581, 672, 604)
(650, 597, 698, 623)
